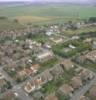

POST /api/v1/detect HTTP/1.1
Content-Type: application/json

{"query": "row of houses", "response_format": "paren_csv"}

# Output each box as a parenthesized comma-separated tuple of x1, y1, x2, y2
(57, 68, 94, 99)
(75, 50, 96, 64)
(24, 59, 94, 94)
(23, 59, 74, 94)
(24, 66, 63, 93)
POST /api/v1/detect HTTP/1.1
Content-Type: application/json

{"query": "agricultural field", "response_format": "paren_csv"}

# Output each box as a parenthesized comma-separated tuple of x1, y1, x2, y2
(0, 3, 96, 31)
(0, 3, 96, 25)
(0, 19, 24, 31)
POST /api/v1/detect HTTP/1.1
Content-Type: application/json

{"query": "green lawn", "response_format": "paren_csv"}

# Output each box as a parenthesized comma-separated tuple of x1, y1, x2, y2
(52, 39, 91, 58)
(40, 57, 59, 72)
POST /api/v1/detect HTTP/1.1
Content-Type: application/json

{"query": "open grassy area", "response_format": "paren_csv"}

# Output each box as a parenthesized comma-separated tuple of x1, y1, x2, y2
(52, 39, 91, 58)
(63, 26, 96, 36)
(40, 57, 59, 72)
(0, 19, 24, 31)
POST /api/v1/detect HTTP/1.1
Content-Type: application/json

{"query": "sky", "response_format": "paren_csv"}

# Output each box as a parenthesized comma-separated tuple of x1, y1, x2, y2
(0, 0, 94, 3)
(0, 0, 90, 2)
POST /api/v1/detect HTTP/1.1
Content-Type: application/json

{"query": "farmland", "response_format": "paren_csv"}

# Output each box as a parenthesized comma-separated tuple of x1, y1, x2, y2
(0, 3, 96, 30)
(0, 19, 24, 31)
(0, 3, 96, 24)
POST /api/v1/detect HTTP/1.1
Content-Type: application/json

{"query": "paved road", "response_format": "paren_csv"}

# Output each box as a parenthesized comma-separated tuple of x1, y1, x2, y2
(0, 66, 33, 100)
(13, 87, 33, 100)
(70, 76, 96, 100)
(0, 67, 16, 86)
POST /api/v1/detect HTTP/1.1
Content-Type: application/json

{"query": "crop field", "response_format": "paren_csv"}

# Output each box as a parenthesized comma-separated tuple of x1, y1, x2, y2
(0, 3, 96, 29)
(0, 19, 24, 31)
(0, 4, 96, 17)
(0, 4, 96, 24)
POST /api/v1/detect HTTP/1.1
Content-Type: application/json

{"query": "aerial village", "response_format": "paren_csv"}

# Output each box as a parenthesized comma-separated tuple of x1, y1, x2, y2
(0, 18, 96, 100)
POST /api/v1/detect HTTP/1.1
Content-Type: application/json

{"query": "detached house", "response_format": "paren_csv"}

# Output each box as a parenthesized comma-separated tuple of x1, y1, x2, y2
(30, 64, 40, 74)
(49, 37, 63, 44)
(70, 76, 83, 90)
(39, 70, 53, 84)
(89, 85, 96, 100)
(45, 93, 58, 100)
(58, 84, 74, 97)
(0, 91, 19, 100)
(36, 50, 53, 63)
(50, 65, 64, 78)
(60, 59, 75, 71)
(24, 70, 53, 93)
(24, 77, 42, 93)
(16, 70, 27, 82)
(85, 50, 96, 63)
(78, 69, 94, 82)
(24, 81, 35, 93)
(80, 96, 90, 100)
(92, 41, 96, 49)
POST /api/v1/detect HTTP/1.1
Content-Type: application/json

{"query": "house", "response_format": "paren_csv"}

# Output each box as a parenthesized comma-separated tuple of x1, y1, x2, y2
(43, 43, 52, 49)
(24, 81, 35, 93)
(30, 64, 40, 74)
(0, 91, 19, 100)
(50, 65, 64, 78)
(58, 84, 74, 97)
(70, 76, 83, 89)
(24, 76, 43, 93)
(72, 36, 80, 40)
(33, 91, 44, 100)
(46, 31, 54, 36)
(39, 70, 53, 84)
(85, 50, 96, 63)
(16, 70, 27, 82)
(45, 93, 58, 100)
(78, 69, 94, 82)
(80, 96, 90, 100)
(34, 76, 43, 89)
(83, 38, 92, 43)
(49, 37, 63, 44)
(92, 41, 96, 49)
(24, 69, 53, 93)
(75, 67, 83, 74)
(75, 55, 86, 64)
(36, 50, 53, 63)
(75, 22, 81, 28)
(60, 59, 75, 71)
(89, 85, 96, 100)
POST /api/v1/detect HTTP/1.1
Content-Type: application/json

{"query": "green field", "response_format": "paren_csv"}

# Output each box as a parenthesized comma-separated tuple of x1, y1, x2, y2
(0, 4, 96, 17)
(0, 19, 24, 31)
(0, 3, 96, 29)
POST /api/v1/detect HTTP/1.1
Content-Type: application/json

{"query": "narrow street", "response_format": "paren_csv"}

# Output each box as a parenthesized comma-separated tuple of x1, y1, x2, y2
(71, 76, 96, 100)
